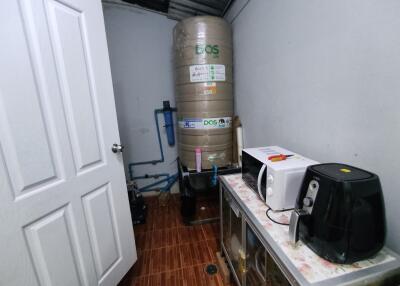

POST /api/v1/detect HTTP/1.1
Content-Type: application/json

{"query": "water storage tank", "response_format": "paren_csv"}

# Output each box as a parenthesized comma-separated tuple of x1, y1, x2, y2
(174, 16, 233, 170)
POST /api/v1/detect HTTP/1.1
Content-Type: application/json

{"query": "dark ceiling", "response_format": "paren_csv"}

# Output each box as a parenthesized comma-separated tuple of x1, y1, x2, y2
(120, 0, 234, 20)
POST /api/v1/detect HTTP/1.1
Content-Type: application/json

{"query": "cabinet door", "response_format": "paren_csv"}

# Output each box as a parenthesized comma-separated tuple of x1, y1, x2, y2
(229, 199, 244, 281)
(222, 188, 244, 284)
(222, 189, 231, 255)
(266, 254, 291, 286)
(246, 225, 267, 286)
(246, 222, 291, 286)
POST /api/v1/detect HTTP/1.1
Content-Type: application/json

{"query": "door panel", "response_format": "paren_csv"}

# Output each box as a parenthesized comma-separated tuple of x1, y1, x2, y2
(82, 184, 121, 279)
(0, 0, 136, 285)
(24, 206, 84, 286)
(47, 0, 103, 171)
(0, 80, 60, 197)
(0, 5, 61, 197)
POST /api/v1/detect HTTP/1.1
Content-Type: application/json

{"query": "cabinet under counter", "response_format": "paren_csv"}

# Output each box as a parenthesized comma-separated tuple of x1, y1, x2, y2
(219, 173, 400, 286)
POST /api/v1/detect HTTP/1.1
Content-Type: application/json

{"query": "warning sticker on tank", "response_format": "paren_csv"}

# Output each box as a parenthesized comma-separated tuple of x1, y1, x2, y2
(189, 64, 225, 82)
(179, 117, 232, 129)
(198, 82, 217, 95)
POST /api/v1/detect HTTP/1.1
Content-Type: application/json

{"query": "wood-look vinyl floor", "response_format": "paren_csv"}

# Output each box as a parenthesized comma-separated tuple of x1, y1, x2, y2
(118, 194, 232, 286)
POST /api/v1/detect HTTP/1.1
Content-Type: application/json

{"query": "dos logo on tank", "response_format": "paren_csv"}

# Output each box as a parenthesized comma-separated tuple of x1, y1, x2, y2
(195, 44, 219, 58)
(203, 118, 227, 128)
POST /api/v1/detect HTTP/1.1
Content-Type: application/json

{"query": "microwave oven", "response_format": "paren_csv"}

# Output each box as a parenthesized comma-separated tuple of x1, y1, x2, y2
(242, 146, 318, 210)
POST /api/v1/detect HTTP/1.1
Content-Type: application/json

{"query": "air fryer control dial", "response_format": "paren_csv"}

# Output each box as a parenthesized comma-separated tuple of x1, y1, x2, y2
(303, 197, 313, 207)
(303, 179, 319, 214)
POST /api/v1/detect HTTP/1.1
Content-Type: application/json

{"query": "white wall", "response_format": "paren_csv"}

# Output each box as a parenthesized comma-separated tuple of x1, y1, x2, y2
(231, 0, 400, 252)
(103, 4, 178, 188)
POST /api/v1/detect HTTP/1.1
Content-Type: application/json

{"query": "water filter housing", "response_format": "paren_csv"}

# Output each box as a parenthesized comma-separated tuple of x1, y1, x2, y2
(162, 101, 175, 146)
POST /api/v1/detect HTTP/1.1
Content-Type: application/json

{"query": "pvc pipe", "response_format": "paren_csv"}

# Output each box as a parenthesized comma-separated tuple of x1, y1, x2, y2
(211, 165, 218, 187)
(236, 126, 244, 167)
(127, 103, 177, 194)
(133, 173, 169, 180)
(128, 107, 176, 181)
(137, 173, 178, 192)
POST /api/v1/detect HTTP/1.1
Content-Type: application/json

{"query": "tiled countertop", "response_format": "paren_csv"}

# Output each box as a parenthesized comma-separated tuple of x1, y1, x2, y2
(220, 173, 400, 286)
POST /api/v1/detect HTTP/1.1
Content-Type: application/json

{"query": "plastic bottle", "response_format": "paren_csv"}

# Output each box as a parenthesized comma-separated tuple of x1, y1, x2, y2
(195, 147, 202, 172)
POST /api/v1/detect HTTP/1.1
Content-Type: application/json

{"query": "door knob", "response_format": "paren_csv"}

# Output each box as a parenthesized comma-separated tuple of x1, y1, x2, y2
(111, 143, 124, 153)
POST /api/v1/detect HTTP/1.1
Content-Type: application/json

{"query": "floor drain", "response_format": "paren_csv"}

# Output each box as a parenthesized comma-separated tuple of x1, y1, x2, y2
(205, 264, 218, 275)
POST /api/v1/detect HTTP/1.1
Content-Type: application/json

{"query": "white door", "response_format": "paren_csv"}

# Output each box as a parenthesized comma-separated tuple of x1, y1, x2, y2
(0, 0, 136, 285)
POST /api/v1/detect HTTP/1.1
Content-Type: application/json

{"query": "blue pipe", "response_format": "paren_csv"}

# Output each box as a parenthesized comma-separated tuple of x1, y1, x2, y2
(133, 173, 169, 180)
(128, 109, 164, 181)
(128, 102, 178, 193)
(161, 173, 178, 192)
(211, 165, 218, 187)
(137, 173, 178, 192)
(128, 106, 177, 181)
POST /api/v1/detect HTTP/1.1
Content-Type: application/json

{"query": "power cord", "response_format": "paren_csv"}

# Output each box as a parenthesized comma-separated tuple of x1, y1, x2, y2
(266, 208, 293, 226)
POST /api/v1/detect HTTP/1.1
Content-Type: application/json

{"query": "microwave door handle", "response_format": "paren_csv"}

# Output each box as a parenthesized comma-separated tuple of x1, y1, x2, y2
(257, 164, 267, 201)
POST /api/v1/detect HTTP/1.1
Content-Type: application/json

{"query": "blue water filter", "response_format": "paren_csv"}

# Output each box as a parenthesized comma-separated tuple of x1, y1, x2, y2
(163, 101, 175, 146)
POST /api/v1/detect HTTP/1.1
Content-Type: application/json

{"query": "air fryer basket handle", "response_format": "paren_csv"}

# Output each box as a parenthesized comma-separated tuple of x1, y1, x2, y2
(289, 209, 307, 244)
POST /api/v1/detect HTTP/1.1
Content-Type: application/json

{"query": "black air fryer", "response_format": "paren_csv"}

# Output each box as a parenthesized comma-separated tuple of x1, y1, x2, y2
(289, 163, 386, 264)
